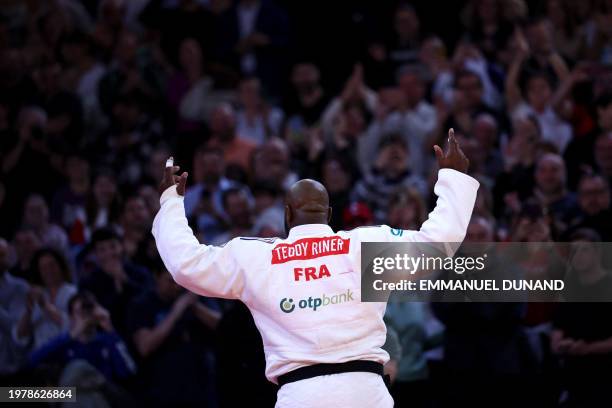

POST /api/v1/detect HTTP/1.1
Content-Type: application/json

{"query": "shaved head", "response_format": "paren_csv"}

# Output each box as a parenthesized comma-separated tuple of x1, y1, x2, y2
(285, 179, 331, 230)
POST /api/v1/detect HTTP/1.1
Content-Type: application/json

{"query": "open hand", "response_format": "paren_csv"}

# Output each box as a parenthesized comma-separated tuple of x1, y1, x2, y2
(159, 157, 188, 196)
(434, 129, 470, 173)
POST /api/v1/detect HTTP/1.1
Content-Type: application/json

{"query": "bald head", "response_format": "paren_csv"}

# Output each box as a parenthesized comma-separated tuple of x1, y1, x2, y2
(285, 179, 331, 229)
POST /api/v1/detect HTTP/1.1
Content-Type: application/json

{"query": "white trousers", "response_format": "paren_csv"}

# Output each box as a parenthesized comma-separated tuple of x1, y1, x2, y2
(275, 371, 394, 408)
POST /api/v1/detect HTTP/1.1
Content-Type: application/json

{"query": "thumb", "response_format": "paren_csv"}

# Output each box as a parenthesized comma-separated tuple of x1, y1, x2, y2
(176, 172, 188, 196)
(433, 145, 444, 163)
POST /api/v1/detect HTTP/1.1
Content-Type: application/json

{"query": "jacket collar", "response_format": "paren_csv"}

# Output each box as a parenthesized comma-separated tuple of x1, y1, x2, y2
(287, 224, 334, 239)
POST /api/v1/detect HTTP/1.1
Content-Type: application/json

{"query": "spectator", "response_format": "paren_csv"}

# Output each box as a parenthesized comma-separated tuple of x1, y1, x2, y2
(80, 228, 152, 336)
(236, 77, 284, 144)
(568, 173, 612, 241)
(59, 31, 107, 140)
(99, 30, 165, 121)
(352, 134, 426, 222)
(251, 138, 297, 191)
(166, 37, 214, 133)
(21, 194, 69, 258)
(184, 147, 241, 243)
(50, 155, 90, 246)
(320, 155, 355, 231)
(552, 229, 612, 407)
(9, 228, 42, 281)
(594, 132, 612, 182)
(206, 103, 256, 173)
(127, 261, 220, 407)
(433, 216, 529, 407)
(506, 27, 572, 152)
(215, 0, 290, 97)
(283, 62, 329, 155)
(0, 238, 29, 376)
(212, 187, 254, 245)
(85, 168, 122, 233)
(14, 248, 77, 351)
(28, 291, 136, 383)
(387, 187, 426, 231)
(118, 195, 152, 260)
(532, 153, 579, 227)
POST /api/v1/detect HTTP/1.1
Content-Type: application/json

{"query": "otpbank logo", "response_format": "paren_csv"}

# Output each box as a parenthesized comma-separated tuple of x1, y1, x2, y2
(279, 290, 354, 313)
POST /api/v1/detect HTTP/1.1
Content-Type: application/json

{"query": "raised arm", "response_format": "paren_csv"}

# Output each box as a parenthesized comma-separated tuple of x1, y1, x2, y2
(360, 129, 478, 246)
(414, 129, 479, 243)
(152, 159, 245, 299)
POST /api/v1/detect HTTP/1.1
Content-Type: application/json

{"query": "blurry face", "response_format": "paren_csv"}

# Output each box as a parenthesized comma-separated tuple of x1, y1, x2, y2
(578, 177, 611, 215)
(253, 143, 289, 185)
(123, 197, 150, 229)
(527, 76, 552, 110)
(598, 103, 612, 131)
(473, 116, 498, 150)
(570, 240, 599, 273)
(197, 151, 224, 184)
(456, 74, 483, 109)
(67, 157, 90, 184)
(398, 73, 424, 107)
(394, 9, 419, 40)
(466, 218, 494, 242)
(38, 254, 64, 287)
(388, 202, 417, 230)
(239, 79, 261, 108)
(93, 175, 116, 206)
(458, 136, 485, 169)
(95, 239, 122, 263)
(291, 64, 319, 93)
(595, 135, 612, 176)
(210, 106, 235, 140)
(535, 155, 565, 194)
(24, 196, 48, 228)
(14, 231, 40, 261)
(527, 21, 553, 55)
(225, 192, 251, 228)
(521, 217, 551, 241)
(179, 38, 203, 70)
(322, 160, 350, 194)
(379, 143, 408, 175)
(115, 32, 137, 64)
(343, 107, 366, 137)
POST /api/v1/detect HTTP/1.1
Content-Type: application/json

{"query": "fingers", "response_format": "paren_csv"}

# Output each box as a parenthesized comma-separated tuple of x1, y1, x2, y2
(433, 145, 444, 163)
(448, 128, 459, 153)
(176, 172, 188, 196)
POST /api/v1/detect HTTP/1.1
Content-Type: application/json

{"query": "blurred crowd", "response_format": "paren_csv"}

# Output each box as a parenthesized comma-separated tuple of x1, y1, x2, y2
(1, 0, 612, 407)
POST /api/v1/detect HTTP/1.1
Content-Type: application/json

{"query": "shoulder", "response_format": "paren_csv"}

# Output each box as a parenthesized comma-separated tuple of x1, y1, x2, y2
(6, 273, 30, 293)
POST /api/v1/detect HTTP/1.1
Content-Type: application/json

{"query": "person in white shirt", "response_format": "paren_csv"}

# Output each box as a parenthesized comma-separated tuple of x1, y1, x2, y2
(153, 129, 479, 407)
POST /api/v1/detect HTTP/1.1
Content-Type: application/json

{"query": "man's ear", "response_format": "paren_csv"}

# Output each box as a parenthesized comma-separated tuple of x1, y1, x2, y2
(327, 206, 332, 224)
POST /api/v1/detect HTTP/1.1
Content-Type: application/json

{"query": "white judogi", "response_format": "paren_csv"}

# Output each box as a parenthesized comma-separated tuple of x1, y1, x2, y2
(152, 169, 479, 407)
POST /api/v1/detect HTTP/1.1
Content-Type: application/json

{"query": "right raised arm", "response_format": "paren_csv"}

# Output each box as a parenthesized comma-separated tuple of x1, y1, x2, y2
(152, 161, 245, 299)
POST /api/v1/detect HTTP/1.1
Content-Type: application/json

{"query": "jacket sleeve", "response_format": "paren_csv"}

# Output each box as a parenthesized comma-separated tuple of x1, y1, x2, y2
(359, 169, 479, 246)
(410, 169, 479, 243)
(152, 186, 245, 299)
